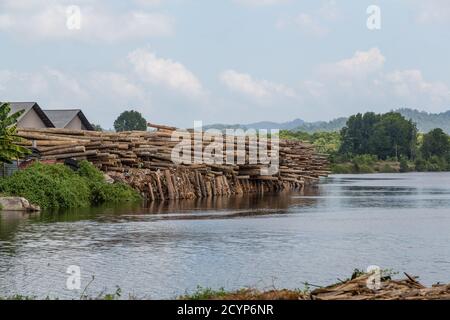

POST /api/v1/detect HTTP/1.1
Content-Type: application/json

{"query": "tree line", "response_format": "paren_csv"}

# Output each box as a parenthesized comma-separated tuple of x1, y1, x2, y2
(2, 100, 450, 172)
(281, 111, 450, 173)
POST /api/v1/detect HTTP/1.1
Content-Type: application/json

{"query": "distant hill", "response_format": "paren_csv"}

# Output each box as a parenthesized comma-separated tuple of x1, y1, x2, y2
(396, 108, 450, 134)
(204, 108, 450, 134)
(293, 117, 348, 133)
(204, 118, 305, 131)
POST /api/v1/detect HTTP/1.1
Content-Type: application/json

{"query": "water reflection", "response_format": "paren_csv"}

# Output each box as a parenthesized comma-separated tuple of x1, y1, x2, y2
(24, 190, 320, 224)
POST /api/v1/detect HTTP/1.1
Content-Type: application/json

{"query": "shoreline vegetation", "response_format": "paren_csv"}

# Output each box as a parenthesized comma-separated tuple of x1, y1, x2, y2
(180, 271, 450, 300)
(281, 111, 450, 174)
(2, 270, 449, 300)
(0, 161, 141, 210)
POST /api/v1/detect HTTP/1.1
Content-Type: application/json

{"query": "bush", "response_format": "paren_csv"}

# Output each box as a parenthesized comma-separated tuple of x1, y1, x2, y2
(352, 154, 377, 167)
(77, 160, 106, 182)
(414, 156, 449, 172)
(399, 157, 410, 173)
(331, 163, 354, 174)
(378, 164, 397, 173)
(428, 156, 447, 171)
(0, 161, 141, 209)
(345, 154, 377, 173)
(354, 163, 375, 174)
(414, 158, 428, 172)
(89, 181, 141, 205)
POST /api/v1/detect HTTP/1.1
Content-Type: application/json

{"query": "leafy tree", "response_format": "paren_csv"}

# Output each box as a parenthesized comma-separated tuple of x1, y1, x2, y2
(399, 156, 410, 173)
(370, 113, 417, 160)
(113, 110, 147, 132)
(91, 123, 103, 132)
(420, 128, 450, 159)
(0, 102, 31, 163)
(340, 112, 381, 155)
(339, 111, 417, 160)
(279, 130, 341, 156)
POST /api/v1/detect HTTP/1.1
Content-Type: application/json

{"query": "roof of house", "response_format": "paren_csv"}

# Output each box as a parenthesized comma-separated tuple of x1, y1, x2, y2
(8, 102, 55, 128)
(43, 109, 94, 131)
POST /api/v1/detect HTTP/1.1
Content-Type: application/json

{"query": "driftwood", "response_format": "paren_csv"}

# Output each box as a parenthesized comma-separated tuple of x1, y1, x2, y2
(193, 273, 450, 300)
(17, 124, 330, 202)
(309, 273, 450, 300)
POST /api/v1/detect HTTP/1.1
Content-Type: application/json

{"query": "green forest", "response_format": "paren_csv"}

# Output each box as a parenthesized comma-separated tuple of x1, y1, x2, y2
(281, 111, 450, 174)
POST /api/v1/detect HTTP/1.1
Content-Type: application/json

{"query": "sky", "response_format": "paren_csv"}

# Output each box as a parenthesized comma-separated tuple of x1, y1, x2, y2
(0, 0, 450, 129)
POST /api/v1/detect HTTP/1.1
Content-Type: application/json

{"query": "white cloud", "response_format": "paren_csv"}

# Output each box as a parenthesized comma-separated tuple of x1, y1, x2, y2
(0, 46, 210, 127)
(298, 48, 450, 116)
(45, 68, 90, 99)
(233, 0, 289, 6)
(128, 49, 204, 99)
(319, 47, 385, 79)
(0, 4, 174, 42)
(0, 67, 151, 128)
(0, 68, 90, 99)
(88, 72, 145, 100)
(301, 80, 325, 98)
(318, 0, 340, 21)
(220, 69, 296, 100)
(0, 0, 50, 10)
(278, 13, 329, 36)
(385, 70, 450, 107)
(135, 0, 164, 6)
(415, 0, 450, 24)
(276, 1, 340, 37)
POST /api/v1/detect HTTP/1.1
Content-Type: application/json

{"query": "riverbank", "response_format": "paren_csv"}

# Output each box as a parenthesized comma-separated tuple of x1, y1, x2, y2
(331, 160, 401, 174)
(2, 272, 449, 300)
(330, 157, 450, 174)
(181, 272, 450, 300)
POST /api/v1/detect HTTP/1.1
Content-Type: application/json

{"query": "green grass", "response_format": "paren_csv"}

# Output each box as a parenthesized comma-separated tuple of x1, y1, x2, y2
(0, 161, 141, 209)
(331, 160, 401, 174)
(378, 164, 398, 173)
(180, 286, 230, 300)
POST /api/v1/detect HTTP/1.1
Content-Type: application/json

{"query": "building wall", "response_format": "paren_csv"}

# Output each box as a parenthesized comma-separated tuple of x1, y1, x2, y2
(65, 115, 86, 130)
(18, 109, 48, 128)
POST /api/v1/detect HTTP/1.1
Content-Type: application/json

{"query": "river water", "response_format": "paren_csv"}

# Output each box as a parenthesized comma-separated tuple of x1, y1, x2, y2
(1, 173, 450, 299)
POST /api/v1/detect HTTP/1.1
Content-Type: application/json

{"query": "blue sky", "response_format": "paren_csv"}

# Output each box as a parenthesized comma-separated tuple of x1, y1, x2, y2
(1, 0, 449, 129)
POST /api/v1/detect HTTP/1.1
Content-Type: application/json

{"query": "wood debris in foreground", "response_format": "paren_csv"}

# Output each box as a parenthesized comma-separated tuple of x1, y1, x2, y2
(309, 273, 450, 300)
(16, 124, 329, 201)
(187, 273, 450, 300)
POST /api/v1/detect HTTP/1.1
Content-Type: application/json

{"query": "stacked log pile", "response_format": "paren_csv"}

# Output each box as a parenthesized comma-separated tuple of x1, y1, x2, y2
(16, 124, 329, 201)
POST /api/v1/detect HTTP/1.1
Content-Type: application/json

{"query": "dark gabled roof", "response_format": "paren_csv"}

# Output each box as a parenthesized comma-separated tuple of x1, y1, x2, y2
(8, 102, 55, 128)
(43, 109, 94, 131)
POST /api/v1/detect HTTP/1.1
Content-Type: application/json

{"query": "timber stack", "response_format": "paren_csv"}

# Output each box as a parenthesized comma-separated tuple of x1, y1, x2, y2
(16, 124, 329, 201)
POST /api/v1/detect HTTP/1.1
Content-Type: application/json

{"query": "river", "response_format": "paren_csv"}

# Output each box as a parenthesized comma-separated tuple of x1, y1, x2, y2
(1, 172, 450, 299)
